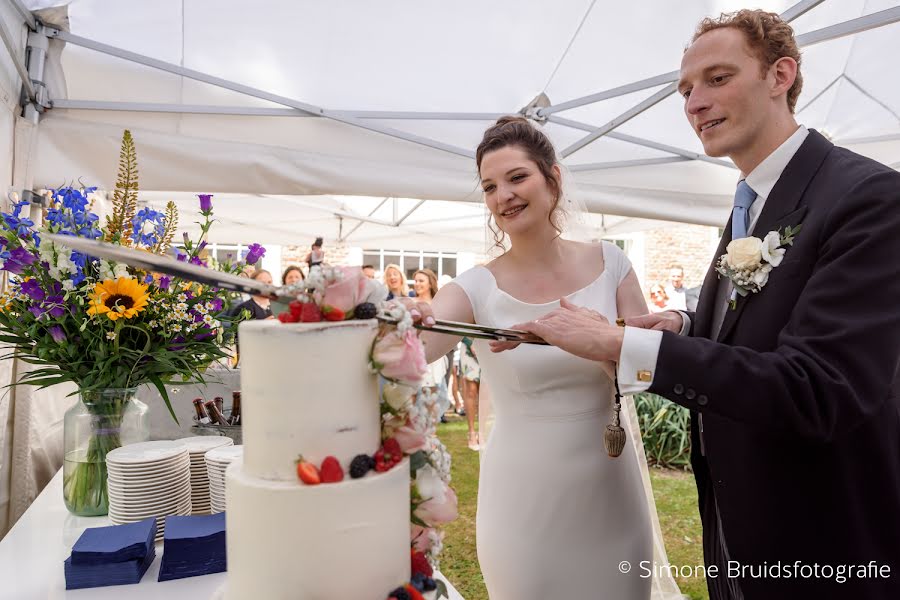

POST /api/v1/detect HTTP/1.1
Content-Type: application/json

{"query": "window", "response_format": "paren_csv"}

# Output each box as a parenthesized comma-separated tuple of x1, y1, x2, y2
(362, 249, 460, 281)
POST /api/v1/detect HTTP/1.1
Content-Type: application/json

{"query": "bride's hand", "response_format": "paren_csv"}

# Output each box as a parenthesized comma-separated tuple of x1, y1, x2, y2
(492, 297, 623, 362)
(396, 297, 435, 328)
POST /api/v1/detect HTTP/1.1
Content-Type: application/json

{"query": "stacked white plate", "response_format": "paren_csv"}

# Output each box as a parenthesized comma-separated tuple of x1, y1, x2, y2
(205, 445, 243, 514)
(174, 436, 234, 515)
(106, 441, 191, 541)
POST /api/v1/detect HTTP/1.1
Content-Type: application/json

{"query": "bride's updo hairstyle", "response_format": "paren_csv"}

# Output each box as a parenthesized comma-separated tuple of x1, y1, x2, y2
(476, 116, 565, 250)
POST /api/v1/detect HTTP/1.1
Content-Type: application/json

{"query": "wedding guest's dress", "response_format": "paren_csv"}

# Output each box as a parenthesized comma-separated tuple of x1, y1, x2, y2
(452, 241, 653, 599)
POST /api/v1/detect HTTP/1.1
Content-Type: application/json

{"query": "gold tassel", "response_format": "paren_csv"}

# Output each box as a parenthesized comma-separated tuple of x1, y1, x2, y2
(604, 400, 626, 457)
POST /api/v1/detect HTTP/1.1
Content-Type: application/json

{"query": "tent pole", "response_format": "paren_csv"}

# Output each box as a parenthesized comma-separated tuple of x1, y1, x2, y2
(50, 100, 504, 121)
(568, 157, 690, 172)
(395, 200, 427, 226)
(22, 24, 50, 122)
(536, 0, 825, 118)
(7, 0, 36, 31)
(560, 83, 677, 158)
(547, 115, 735, 169)
(339, 197, 391, 242)
(552, 5, 900, 158)
(0, 7, 34, 102)
(795, 6, 900, 46)
(45, 28, 475, 159)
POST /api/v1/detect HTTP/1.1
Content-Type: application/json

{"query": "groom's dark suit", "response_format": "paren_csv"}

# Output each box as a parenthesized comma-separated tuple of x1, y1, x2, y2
(648, 130, 900, 599)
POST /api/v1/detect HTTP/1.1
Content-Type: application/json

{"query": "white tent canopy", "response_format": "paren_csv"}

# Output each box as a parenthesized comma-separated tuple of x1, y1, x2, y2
(3, 0, 899, 253)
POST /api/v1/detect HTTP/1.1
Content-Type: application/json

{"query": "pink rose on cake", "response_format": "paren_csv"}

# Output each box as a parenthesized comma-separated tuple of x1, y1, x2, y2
(389, 416, 428, 454)
(320, 266, 367, 313)
(373, 329, 427, 385)
(413, 466, 458, 525)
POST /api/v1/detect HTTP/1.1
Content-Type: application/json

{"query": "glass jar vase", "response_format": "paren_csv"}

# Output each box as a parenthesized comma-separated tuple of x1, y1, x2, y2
(62, 387, 149, 516)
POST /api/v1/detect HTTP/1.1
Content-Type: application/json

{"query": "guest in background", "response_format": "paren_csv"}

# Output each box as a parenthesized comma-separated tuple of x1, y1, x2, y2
(384, 263, 412, 300)
(664, 263, 688, 310)
(305, 237, 325, 269)
(649, 283, 669, 312)
(227, 269, 275, 321)
(413, 268, 439, 302)
(685, 284, 701, 312)
(362, 264, 376, 279)
(413, 268, 449, 419)
(270, 265, 305, 318)
(459, 336, 481, 451)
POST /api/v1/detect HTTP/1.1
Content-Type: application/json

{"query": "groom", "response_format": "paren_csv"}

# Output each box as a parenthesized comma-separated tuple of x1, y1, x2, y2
(504, 9, 900, 600)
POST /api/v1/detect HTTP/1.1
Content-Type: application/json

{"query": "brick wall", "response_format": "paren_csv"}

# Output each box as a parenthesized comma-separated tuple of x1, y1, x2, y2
(641, 224, 720, 292)
(280, 243, 352, 275)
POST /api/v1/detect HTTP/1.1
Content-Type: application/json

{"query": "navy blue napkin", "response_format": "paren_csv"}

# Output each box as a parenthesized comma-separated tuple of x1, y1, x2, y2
(158, 513, 227, 581)
(70, 518, 156, 566)
(64, 547, 156, 589)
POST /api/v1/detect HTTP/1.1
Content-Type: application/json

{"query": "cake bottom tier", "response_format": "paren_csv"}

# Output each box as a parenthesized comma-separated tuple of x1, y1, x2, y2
(224, 458, 411, 600)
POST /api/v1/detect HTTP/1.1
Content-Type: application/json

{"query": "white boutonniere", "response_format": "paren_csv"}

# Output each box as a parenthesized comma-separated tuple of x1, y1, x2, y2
(716, 225, 801, 309)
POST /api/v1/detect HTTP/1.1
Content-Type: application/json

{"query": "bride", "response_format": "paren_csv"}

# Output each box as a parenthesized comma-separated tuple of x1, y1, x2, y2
(417, 116, 676, 599)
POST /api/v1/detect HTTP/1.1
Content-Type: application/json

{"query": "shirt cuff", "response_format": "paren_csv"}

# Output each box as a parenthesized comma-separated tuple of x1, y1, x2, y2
(675, 311, 691, 336)
(617, 326, 663, 395)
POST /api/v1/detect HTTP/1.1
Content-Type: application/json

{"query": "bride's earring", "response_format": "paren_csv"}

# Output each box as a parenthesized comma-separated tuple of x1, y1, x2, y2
(604, 375, 626, 458)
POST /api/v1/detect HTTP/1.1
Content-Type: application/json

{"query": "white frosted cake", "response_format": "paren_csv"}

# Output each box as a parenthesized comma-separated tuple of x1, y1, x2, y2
(223, 319, 412, 599)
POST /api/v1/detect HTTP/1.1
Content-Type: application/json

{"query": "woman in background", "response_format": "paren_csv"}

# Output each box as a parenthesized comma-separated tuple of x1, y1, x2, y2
(269, 265, 305, 318)
(384, 263, 412, 300)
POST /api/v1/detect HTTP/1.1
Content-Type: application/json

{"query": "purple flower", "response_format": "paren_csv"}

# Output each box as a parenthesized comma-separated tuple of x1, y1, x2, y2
(45, 295, 66, 319)
(210, 298, 223, 312)
(20, 279, 45, 302)
(159, 276, 171, 290)
(176, 252, 187, 262)
(244, 243, 265, 265)
(198, 194, 213, 213)
(49, 325, 66, 343)
(189, 256, 207, 267)
(2, 246, 37, 274)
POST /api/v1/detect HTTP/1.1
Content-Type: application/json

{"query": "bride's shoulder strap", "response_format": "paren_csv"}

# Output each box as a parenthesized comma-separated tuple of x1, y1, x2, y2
(601, 241, 632, 285)
(449, 266, 493, 321)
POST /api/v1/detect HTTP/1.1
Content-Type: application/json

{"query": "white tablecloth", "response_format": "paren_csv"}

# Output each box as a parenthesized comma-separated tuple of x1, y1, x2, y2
(0, 469, 465, 600)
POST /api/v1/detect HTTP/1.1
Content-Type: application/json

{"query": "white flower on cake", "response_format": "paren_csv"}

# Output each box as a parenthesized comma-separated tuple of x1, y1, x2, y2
(383, 381, 416, 412)
(716, 224, 801, 309)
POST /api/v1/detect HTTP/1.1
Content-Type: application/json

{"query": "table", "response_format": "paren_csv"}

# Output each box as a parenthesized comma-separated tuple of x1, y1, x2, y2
(0, 470, 465, 599)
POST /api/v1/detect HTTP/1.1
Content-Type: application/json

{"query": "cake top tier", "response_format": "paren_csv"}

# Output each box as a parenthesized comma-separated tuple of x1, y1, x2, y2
(237, 318, 382, 481)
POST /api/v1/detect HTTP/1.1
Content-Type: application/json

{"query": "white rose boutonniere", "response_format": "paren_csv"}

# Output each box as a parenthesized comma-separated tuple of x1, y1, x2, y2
(716, 224, 801, 309)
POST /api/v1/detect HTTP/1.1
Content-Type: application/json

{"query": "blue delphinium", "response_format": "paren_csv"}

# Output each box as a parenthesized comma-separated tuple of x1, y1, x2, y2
(131, 207, 166, 247)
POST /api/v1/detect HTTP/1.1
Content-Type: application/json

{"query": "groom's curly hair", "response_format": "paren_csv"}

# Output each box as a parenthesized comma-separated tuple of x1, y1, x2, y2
(693, 9, 803, 113)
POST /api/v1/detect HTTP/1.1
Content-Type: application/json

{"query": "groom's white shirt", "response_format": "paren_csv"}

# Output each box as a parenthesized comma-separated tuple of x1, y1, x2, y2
(618, 125, 809, 394)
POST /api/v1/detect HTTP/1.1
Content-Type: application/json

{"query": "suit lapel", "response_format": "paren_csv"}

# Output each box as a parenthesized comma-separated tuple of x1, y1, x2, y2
(716, 129, 833, 342)
(694, 216, 732, 338)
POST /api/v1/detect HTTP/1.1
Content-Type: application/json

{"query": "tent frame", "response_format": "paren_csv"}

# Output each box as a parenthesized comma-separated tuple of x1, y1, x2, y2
(6, 0, 900, 239)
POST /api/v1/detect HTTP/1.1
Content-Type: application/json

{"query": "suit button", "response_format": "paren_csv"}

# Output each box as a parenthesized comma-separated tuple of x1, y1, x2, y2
(685, 389, 697, 400)
(674, 384, 684, 395)
(697, 394, 709, 406)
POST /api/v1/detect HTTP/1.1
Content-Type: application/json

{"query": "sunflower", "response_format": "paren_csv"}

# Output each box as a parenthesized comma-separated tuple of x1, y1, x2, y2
(87, 278, 150, 321)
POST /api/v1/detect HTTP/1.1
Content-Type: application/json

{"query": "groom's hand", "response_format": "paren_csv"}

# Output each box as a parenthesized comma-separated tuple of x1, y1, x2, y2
(490, 297, 624, 362)
(625, 311, 684, 334)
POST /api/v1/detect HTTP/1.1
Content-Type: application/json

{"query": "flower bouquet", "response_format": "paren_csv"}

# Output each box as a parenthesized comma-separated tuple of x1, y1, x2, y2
(0, 130, 263, 515)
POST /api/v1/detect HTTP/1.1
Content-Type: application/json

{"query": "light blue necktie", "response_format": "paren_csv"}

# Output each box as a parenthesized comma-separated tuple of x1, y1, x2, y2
(728, 180, 758, 302)
(731, 179, 757, 241)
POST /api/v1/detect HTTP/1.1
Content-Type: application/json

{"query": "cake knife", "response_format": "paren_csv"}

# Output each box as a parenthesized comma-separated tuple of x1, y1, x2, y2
(45, 234, 549, 345)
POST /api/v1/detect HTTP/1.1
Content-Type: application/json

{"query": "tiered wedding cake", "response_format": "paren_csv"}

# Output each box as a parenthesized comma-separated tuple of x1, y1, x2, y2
(223, 319, 411, 599)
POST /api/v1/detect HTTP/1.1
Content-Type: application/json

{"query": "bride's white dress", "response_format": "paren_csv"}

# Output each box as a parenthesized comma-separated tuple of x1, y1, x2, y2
(452, 241, 653, 599)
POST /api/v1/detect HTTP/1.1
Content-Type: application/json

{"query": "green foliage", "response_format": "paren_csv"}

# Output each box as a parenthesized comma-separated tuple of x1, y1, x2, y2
(634, 392, 692, 470)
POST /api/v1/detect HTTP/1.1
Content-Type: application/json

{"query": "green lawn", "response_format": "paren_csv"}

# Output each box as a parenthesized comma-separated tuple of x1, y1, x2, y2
(436, 419, 709, 600)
